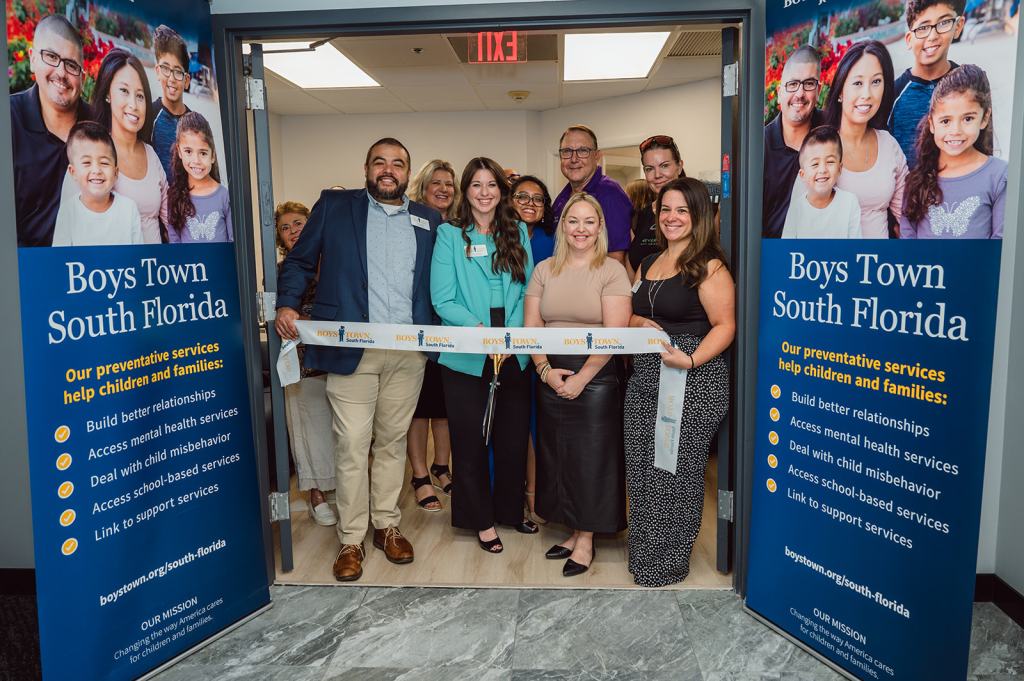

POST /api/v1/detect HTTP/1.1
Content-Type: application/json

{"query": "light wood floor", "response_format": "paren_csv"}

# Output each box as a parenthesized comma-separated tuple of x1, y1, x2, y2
(274, 449, 731, 590)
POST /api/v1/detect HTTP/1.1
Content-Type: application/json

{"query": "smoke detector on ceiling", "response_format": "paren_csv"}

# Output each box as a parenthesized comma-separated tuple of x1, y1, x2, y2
(507, 90, 530, 102)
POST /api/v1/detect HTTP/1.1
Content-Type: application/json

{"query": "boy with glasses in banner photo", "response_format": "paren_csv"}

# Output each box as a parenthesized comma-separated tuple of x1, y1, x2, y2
(888, 0, 967, 169)
(150, 25, 193, 180)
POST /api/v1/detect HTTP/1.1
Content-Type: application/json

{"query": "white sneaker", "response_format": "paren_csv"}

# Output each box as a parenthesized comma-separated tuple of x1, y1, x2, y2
(308, 499, 338, 526)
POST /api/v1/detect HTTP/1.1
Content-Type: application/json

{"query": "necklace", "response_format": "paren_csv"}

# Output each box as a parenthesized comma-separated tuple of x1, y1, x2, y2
(647, 277, 667, 317)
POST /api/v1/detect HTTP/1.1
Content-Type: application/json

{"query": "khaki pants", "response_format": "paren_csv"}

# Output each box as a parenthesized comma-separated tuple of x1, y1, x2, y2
(325, 349, 426, 544)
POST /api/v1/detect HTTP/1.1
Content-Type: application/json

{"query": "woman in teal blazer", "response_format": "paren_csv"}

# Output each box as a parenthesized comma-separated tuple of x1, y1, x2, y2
(430, 156, 537, 553)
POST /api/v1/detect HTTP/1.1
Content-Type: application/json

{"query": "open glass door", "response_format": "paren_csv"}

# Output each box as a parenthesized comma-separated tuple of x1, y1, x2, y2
(244, 43, 294, 574)
(717, 25, 741, 575)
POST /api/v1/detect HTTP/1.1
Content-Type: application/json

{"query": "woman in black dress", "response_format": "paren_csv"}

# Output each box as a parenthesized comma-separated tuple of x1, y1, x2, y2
(625, 177, 735, 587)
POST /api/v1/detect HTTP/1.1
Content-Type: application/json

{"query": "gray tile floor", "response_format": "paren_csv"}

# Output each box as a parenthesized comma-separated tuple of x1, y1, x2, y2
(153, 586, 1024, 681)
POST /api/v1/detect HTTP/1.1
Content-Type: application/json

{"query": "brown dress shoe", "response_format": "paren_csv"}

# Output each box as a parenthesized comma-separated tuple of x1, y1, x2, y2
(373, 527, 414, 564)
(333, 544, 364, 582)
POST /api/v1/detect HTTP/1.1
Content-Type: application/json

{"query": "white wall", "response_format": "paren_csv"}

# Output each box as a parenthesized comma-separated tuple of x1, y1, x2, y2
(270, 79, 721, 210)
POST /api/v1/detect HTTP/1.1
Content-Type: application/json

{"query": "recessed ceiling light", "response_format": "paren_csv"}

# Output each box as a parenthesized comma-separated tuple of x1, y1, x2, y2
(563, 32, 671, 81)
(262, 41, 379, 89)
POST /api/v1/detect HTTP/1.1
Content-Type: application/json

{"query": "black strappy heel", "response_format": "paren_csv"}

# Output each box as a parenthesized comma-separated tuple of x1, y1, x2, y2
(430, 463, 453, 496)
(411, 474, 441, 512)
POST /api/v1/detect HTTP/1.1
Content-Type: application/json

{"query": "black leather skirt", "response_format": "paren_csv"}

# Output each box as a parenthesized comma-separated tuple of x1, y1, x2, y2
(535, 355, 626, 533)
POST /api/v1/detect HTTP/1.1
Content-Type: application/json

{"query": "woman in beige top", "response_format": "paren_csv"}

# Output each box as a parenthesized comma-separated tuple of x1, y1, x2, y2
(524, 192, 632, 577)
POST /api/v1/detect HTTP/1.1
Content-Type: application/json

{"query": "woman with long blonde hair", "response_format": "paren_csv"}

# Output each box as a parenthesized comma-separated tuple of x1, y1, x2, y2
(524, 192, 633, 577)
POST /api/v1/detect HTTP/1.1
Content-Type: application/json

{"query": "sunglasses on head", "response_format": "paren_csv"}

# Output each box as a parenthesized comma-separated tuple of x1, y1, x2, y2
(640, 135, 675, 153)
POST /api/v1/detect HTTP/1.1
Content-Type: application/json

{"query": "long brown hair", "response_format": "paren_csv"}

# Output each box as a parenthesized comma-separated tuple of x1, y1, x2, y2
(453, 157, 527, 283)
(655, 177, 728, 286)
(91, 48, 154, 143)
(168, 112, 221, 235)
(904, 65, 993, 224)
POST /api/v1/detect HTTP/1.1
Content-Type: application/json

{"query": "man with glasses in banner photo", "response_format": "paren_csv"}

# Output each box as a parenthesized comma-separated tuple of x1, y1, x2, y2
(11, 14, 93, 247)
(762, 45, 824, 238)
(550, 124, 633, 264)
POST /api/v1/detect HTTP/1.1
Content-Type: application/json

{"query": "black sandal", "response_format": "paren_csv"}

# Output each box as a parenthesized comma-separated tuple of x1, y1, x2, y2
(411, 474, 441, 512)
(478, 532, 503, 553)
(430, 463, 453, 496)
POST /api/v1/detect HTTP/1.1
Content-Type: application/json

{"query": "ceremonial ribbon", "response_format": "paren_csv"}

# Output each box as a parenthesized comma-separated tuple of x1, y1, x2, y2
(277, 320, 689, 474)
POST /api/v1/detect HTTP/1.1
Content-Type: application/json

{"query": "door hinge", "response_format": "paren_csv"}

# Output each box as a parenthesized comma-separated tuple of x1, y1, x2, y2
(246, 76, 266, 110)
(269, 491, 290, 522)
(718, 489, 735, 522)
(258, 291, 277, 325)
(722, 62, 739, 98)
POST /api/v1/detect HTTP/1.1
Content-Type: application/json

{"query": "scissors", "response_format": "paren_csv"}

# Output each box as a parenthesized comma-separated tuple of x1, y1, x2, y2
(482, 353, 507, 444)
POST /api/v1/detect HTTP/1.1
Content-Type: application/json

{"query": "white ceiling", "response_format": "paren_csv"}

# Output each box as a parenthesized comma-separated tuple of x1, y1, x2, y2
(254, 26, 727, 116)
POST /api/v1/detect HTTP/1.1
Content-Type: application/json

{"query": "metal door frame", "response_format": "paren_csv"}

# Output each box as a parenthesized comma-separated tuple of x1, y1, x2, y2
(211, 0, 766, 593)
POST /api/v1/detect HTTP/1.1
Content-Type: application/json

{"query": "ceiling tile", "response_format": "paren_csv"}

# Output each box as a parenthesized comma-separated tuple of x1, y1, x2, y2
(561, 80, 648, 106)
(369, 65, 471, 88)
(647, 56, 721, 87)
(461, 61, 559, 85)
(308, 88, 414, 114)
(331, 35, 459, 68)
(265, 73, 341, 115)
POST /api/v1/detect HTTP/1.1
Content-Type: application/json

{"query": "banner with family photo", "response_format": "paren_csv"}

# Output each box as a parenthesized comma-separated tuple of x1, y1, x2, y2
(748, 0, 1018, 678)
(6, 0, 269, 678)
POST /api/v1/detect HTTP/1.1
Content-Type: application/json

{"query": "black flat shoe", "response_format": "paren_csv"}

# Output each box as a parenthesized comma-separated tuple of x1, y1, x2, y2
(563, 546, 596, 577)
(545, 544, 572, 560)
(478, 533, 503, 553)
(410, 474, 441, 512)
(501, 520, 539, 534)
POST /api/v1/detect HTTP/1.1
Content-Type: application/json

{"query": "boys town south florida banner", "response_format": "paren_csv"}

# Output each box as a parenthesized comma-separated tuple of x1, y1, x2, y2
(7, 0, 269, 679)
(747, 0, 1017, 679)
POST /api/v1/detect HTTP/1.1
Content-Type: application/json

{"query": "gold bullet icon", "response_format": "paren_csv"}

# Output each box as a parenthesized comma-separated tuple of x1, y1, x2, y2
(57, 481, 74, 499)
(767, 454, 779, 469)
(770, 407, 781, 422)
(766, 478, 778, 493)
(768, 431, 779, 446)
(56, 453, 72, 471)
(61, 538, 78, 556)
(54, 425, 71, 443)
(60, 509, 76, 527)
(770, 384, 781, 399)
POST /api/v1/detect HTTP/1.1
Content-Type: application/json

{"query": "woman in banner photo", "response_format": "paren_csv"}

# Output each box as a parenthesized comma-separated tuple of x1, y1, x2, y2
(525, 192, 632, 577)
(87, 48, 168, 244)
(900, 64, 1007, 239)
(406, 159, 458, 512)
(510, 174, 556, 526)
(625, 177, 734, 588)
(628, 135, 685, 280)
(430, 156, 537, 553)
(276, 201, 339, 527)
(167, 111, 233, 243)
(823, 40, 908, 238)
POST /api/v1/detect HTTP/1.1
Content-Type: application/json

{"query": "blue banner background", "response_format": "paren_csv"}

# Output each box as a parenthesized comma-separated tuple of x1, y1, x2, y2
(19, 244, 269, 681)
(746, 239, 1001, 680)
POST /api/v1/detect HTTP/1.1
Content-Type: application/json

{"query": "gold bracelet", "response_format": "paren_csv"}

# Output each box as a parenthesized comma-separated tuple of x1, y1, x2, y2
(536, 360, 551, 377)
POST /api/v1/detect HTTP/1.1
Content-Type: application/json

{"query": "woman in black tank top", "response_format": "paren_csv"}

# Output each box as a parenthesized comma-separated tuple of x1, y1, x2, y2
(623, 177, 736, 587)
(627, 135, 685, 280)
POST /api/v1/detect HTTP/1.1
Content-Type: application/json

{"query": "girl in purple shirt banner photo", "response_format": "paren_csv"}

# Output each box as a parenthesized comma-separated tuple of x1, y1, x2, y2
(900, 64, 1007, 239)
(167, 111, 234, 243)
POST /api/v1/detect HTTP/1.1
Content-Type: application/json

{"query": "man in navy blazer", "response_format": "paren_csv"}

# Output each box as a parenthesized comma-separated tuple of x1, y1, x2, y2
(277, 138, 441, 581)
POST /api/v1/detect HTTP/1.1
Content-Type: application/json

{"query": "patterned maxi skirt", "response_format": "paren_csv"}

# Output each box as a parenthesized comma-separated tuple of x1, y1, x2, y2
(624, 333, 729, 587)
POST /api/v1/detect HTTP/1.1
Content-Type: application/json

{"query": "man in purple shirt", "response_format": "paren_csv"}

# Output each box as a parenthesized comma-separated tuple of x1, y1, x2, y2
(551, 124, 632, 264)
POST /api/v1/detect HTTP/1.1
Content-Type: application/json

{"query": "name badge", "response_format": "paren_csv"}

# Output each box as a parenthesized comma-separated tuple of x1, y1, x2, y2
(411, 215, 430, 230)
(470, 244, 488, 258)
(631, 278, 642, 294)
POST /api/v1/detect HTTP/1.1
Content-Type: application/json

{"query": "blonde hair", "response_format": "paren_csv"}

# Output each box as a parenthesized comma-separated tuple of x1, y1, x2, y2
(410, 159, 460, 220)
(550, 192, 608, 275)
(274, 201, 310, 253)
